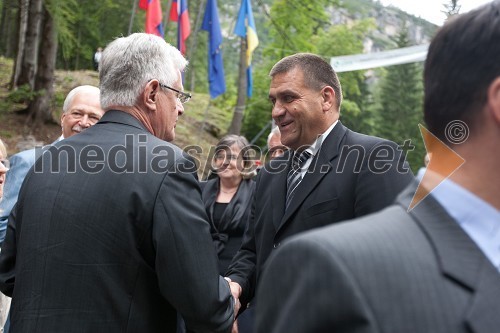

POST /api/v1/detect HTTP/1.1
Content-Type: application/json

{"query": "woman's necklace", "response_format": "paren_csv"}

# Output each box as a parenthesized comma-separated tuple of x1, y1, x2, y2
(220, 188, 237, 194)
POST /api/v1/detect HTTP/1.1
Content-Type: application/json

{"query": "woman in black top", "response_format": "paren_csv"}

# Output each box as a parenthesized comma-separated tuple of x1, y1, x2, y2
(200, 135, 255, 274)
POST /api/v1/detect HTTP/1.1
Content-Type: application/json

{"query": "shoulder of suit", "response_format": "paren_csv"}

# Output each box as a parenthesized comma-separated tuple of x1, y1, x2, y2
(283, 204, 413, 253)
(344, 128, 399, 149)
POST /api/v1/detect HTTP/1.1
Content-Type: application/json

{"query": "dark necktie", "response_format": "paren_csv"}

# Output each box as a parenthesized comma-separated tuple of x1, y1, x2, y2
(286, 150, 311, 209)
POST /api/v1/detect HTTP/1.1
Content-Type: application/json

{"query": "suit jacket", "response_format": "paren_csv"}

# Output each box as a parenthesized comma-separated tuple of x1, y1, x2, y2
(256, 181, 500, 333)
(226, 122, 414, 304)
(200, 178, 255, 274)
(0, 111, 234, 333)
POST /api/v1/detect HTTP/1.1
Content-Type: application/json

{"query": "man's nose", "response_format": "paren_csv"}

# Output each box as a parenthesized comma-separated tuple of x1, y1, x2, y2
(272, 101, 286, 119)
(177, 100, 185, 116)
(80, 115, 91, 127)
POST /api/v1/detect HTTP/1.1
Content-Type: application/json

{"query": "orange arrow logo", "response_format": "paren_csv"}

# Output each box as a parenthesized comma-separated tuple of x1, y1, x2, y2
(408, 124, 466, 211)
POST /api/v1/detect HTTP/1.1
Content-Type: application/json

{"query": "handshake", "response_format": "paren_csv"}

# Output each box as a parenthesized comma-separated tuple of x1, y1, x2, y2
(224, 277, 243, 333)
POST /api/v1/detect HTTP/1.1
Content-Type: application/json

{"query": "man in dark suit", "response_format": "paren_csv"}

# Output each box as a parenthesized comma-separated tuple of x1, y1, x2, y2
(256, 2, 500, 332)
(0, 33, 236, 333)
(225, 53, 414, 309)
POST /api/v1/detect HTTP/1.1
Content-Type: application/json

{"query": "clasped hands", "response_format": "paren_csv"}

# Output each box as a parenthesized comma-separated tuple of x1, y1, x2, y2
(224, 277, 242, 332)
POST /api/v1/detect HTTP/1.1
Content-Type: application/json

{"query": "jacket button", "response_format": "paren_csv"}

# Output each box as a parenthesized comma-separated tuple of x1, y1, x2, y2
(273, 243, 280, 249)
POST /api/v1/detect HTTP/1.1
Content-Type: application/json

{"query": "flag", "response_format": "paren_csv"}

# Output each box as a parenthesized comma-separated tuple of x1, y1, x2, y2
(170, 0, 191, 55)
(139, 0, 164, 37)
(234, 0, 259, 97)
(201, 0, 226, 98)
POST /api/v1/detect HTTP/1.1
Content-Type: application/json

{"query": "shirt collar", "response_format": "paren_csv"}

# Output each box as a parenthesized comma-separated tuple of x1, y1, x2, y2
(417, 168, 500, 270)
(305, 120, 338, 157)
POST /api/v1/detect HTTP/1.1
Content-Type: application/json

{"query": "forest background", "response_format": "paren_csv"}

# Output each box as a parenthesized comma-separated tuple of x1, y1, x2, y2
(0, 0, 461, 173)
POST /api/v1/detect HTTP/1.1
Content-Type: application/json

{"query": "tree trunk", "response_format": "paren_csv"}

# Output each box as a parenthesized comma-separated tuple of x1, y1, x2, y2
(4, 0, 21, 58)
(28, 5, 58, 125)
(74, 24, 81, 70)
(187, 0, 206, 91)
(10, 0, 29, 89)
(17, 0, 43, 89)
(0, 0, 17, 56)
(228, 37, 247, 135)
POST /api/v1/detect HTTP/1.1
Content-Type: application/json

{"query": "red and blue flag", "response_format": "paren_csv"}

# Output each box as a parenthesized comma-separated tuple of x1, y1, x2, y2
(139, 0, 164, 37)
(170, 0, 191, 55)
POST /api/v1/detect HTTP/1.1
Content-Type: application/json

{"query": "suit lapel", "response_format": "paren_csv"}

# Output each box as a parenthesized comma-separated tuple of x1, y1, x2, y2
(464, 262, 500, 333)
(277, 123, 347, 233)
(397, 183, 500, 333)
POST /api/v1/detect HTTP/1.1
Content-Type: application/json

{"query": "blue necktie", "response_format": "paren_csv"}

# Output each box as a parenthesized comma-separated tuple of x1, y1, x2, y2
(286, 150, 311, 209)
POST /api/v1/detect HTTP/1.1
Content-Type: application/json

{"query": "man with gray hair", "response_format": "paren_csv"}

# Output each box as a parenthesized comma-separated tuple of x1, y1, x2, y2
(0, 85, 103, 244)
(0, 33, 236, 332)
(267, 126, 286, 159)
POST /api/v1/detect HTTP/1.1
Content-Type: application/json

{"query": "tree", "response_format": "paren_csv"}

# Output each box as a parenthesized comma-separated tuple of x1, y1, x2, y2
(376, 24, 425, 172)
(16, 0, 44, 89)
(315, 18, 376, 134)
(0, 0, 20, 58)
(27, 4, 58, 124)
(442, 0, 460, 18)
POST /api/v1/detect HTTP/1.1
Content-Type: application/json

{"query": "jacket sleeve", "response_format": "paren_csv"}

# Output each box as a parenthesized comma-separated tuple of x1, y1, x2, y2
(0, 152, 35, 245)
(152, 155, 234, 333)
(224, 180, 258, 306)
(0, 205, 18, 297)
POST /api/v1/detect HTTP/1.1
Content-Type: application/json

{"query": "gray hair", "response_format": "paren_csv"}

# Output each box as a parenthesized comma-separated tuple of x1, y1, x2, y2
(99, 33, 188, 110)
(267, 126, 281, 149)
(63, 85, 100, 113)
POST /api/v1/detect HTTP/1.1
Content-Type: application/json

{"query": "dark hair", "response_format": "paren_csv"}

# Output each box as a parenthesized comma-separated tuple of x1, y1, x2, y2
(269, 53, 343, 109)
(424, 1, 500, 143)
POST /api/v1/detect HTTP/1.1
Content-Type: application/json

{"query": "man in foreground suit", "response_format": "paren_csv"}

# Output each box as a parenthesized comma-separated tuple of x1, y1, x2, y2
(0, 33, 236, 332)
(256, 2, 500, 332)
(225, 53, 414, 308)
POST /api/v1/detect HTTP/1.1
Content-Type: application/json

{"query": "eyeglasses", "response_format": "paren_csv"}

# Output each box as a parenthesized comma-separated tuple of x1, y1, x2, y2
(158, 83, 192, 104)
(0, 159, 9, 169)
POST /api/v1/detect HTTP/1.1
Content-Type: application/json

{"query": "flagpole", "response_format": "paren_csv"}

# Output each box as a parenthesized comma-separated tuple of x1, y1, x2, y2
(162, 0, 172, 33)
(128, 0, 138, 36)
(228, 37, 247, 135)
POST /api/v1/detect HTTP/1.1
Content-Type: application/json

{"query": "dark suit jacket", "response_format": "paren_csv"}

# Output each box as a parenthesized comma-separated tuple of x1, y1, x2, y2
(200, 178, 255, 274)
(226, 122, 414, 304)
(256, 181, 500, 333)
(0, 111, 234, 333)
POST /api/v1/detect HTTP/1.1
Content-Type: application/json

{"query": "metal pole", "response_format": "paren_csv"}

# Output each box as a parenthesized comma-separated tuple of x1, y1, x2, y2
(128, 0, 138, 36)
(250, 120, 272, 144)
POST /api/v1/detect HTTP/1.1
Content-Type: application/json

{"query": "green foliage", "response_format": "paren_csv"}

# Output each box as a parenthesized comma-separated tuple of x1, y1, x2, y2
(375, 25, 425, 172)
(266, 0, 334, 57)
(46, 0, 78, 63)
(6, 84, 41, 103)
(316, 19, 376, 134)
(241, 65, 274, 147)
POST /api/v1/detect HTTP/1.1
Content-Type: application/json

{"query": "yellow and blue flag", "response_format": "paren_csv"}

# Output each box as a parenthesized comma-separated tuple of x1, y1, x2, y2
(234, 0, 259, 97)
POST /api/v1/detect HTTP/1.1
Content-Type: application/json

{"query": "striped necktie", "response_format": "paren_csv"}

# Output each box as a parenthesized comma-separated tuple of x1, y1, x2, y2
(286, 150, 311, 209)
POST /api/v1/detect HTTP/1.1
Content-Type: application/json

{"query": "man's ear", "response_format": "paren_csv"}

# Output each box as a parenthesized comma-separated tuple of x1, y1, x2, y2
(143, 80, 160, 112)
(321, 86, 335, 112)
